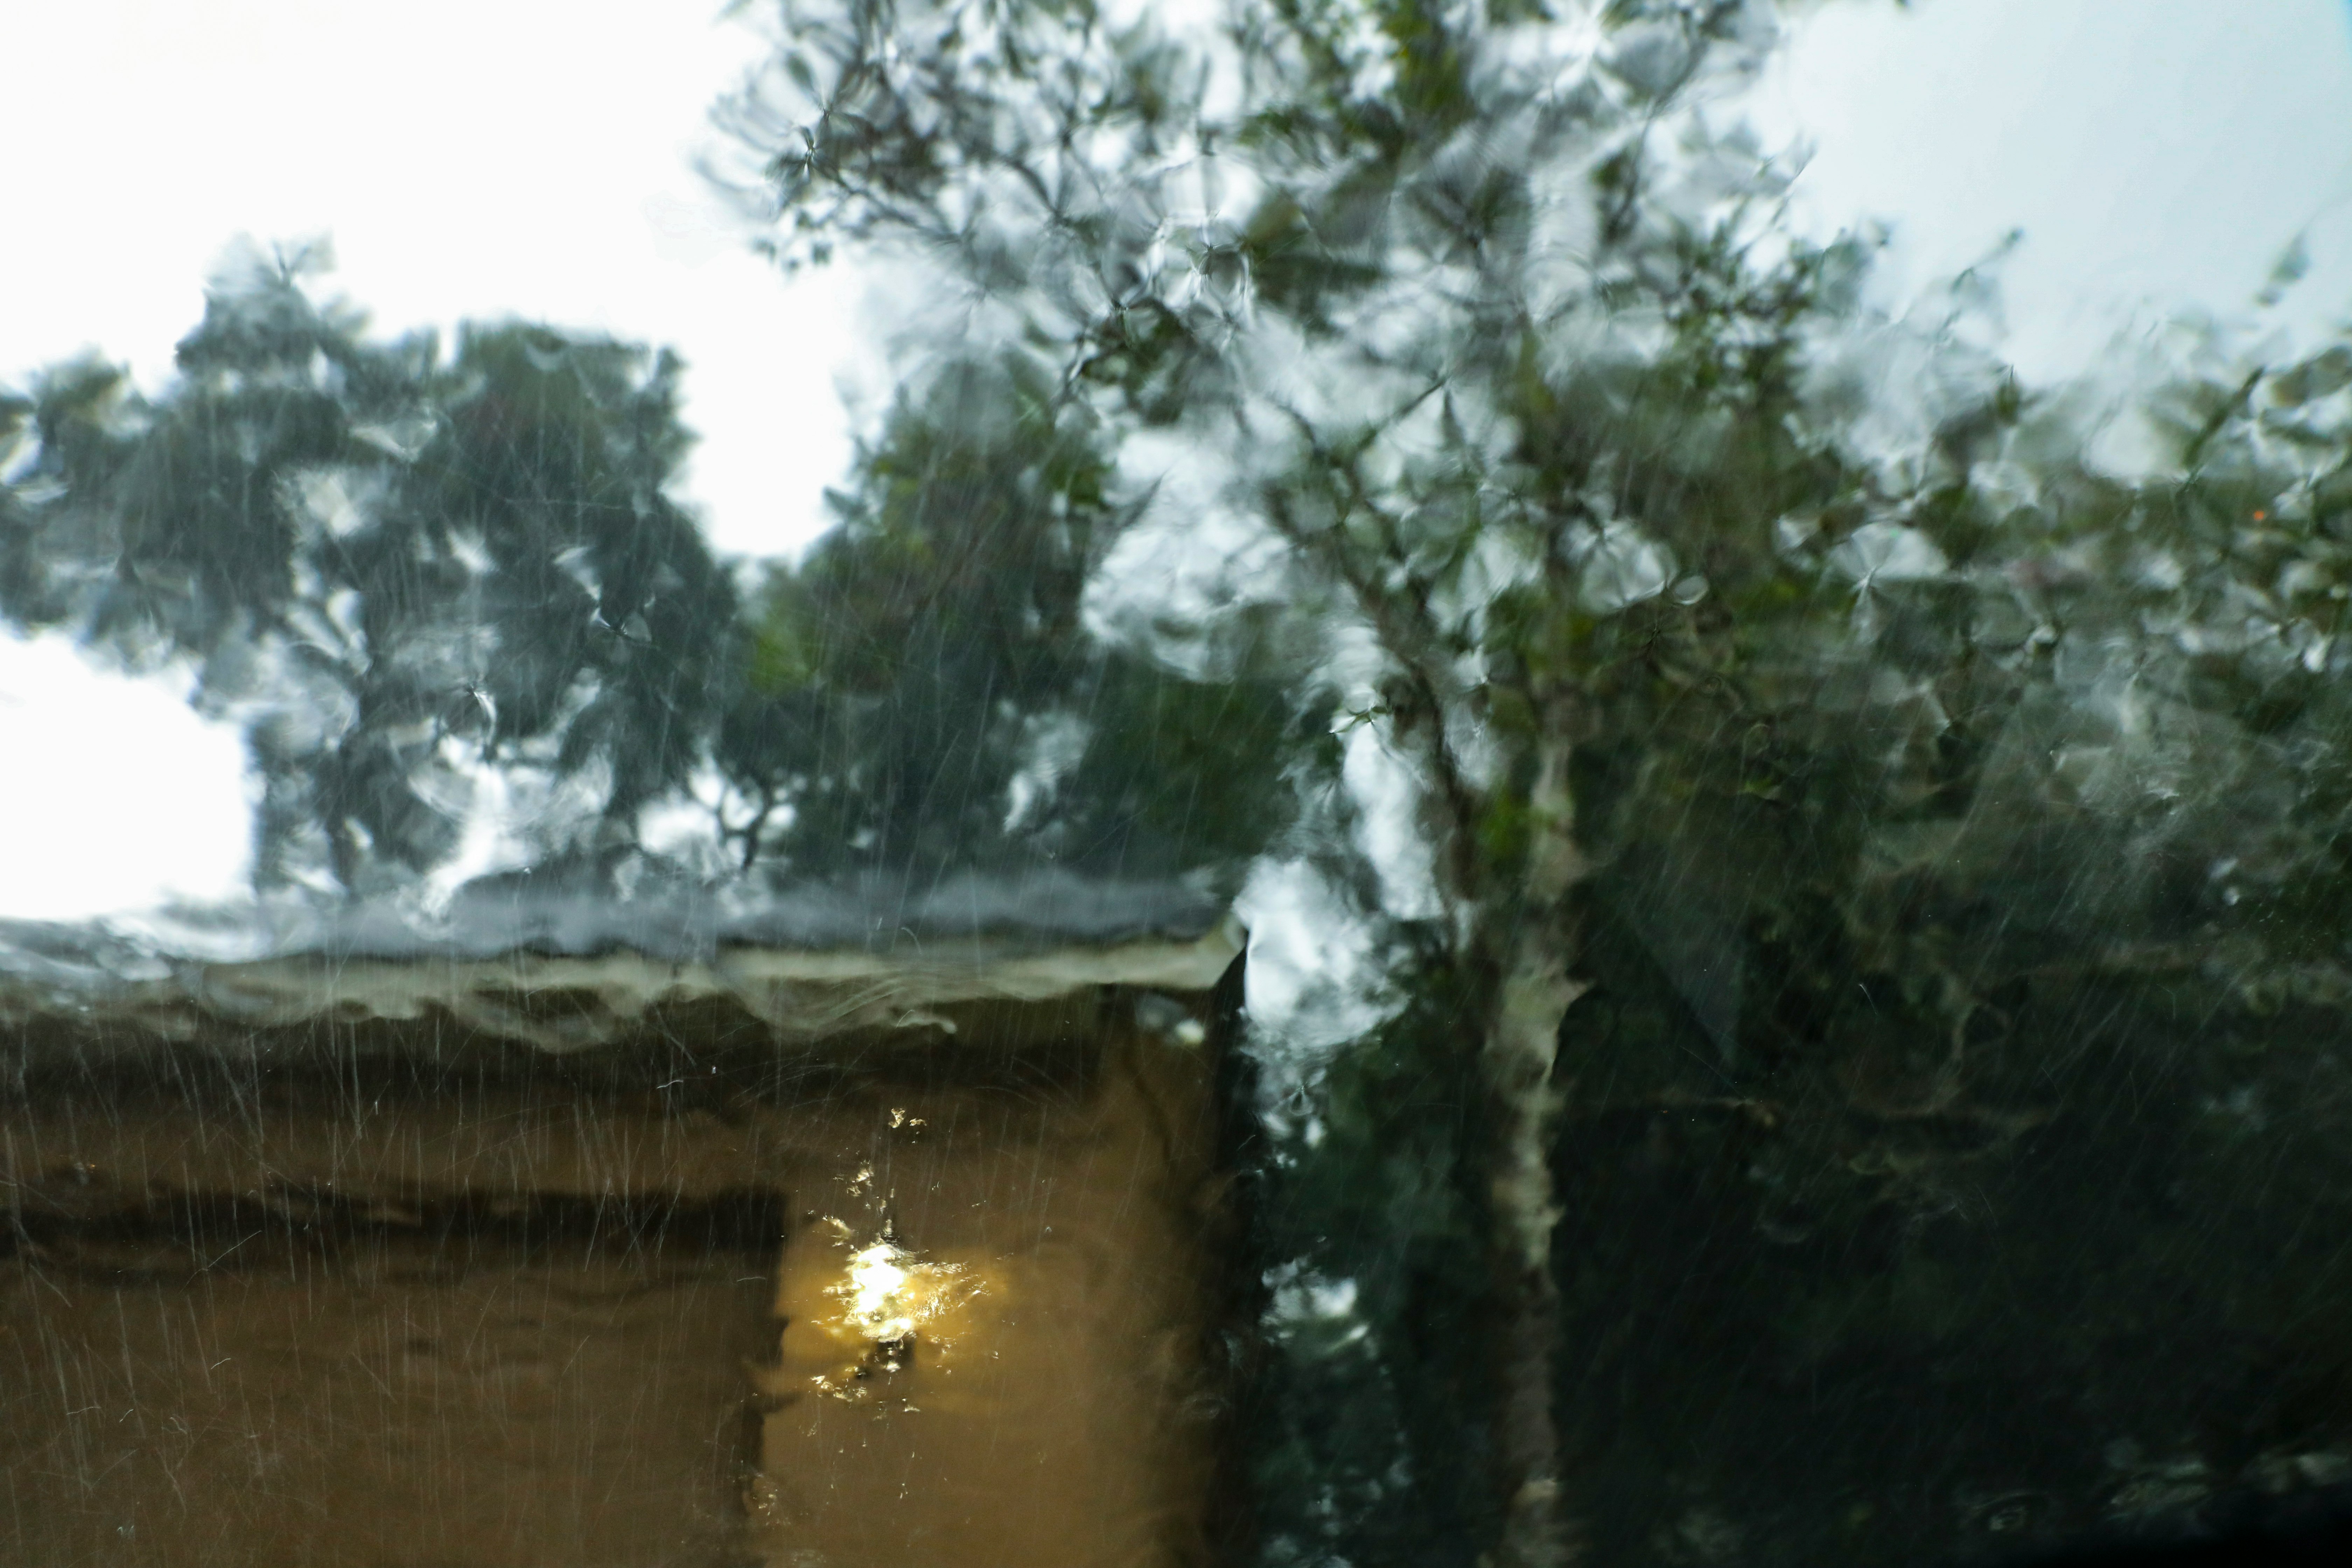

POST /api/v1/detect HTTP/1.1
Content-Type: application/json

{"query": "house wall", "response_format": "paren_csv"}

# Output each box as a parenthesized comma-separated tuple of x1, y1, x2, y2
(0, 985, 1228, 1567)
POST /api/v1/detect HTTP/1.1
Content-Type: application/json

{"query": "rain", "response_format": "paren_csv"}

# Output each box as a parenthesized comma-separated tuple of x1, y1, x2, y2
(6, 2, 2352, 1565)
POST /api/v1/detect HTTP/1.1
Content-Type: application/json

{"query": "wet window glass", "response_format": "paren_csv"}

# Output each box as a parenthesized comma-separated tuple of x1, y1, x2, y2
(5, 4, 2352, 1565)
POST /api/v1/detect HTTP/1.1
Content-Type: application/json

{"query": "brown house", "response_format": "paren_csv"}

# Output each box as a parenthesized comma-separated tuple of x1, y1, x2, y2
(0, 880, 1246, 1567)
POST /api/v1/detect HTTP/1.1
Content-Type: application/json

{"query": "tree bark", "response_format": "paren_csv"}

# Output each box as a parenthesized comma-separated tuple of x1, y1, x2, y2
(1479, 731, 1590, 1568)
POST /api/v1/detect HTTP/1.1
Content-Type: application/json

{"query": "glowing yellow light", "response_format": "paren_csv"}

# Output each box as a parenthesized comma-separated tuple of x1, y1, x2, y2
(844, 1242, 917, 1339)
(814, 1232, 978, 1361)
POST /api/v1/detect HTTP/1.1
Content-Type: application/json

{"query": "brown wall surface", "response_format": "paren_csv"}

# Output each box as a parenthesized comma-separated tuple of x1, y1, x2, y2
(0, 996, 1225, 1568)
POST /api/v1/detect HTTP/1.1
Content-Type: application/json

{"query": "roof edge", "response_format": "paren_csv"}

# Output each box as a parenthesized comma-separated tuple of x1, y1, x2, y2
(3, 915, 1249, 1058)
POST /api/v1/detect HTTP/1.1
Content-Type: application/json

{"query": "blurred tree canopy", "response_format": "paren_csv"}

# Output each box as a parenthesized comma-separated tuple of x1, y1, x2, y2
(714, 0, 2352, 1562)
(0, 247, 1299, 897)
(0, 242, 736, 894)
(716, 353, 1312, 880)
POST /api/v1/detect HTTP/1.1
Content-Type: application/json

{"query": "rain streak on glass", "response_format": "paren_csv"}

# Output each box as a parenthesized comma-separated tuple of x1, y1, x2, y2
(6, 4, 2352, 1567)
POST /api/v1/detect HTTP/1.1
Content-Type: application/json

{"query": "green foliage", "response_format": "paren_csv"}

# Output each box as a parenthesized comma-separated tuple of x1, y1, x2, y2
(718, 354, 1309, 878)
(1, 246, 1289, 897)
(0, 246, 735, 892)
(1240, 938, 1501, 1568)
(722, 0, 2352, 1557)
(1548, 931, 2352, 1566)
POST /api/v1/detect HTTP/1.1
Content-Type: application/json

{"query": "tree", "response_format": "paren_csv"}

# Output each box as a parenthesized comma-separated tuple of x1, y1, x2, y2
(716, 351, 1314, 883)
(717, 0, 2352, 1561)
(1, 243, 737, 894)
(716, 2, 1821, 1557)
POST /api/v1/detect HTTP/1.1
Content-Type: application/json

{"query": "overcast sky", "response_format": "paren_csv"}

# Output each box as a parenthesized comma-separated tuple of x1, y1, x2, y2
(4, 0, 2350, 920)
(0, 0, 856, 564)
(1755, 0, 2352, 379)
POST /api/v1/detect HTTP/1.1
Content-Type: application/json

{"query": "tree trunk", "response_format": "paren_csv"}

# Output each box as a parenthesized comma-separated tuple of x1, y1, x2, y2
(1479, 732, 1590, 1568)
